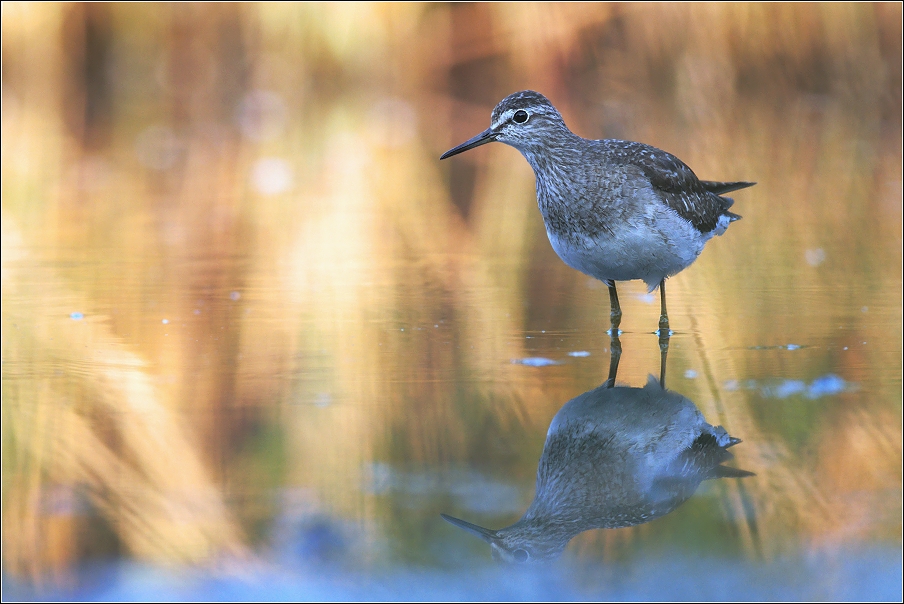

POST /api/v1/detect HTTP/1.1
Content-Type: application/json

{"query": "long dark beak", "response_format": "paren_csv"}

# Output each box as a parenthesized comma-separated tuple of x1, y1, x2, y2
(440, 513, 499, 544)
(440, 128, 497, 159)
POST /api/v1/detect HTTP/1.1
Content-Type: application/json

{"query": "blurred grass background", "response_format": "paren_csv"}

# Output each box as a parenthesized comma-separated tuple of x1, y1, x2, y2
(2, 2, 901, 587)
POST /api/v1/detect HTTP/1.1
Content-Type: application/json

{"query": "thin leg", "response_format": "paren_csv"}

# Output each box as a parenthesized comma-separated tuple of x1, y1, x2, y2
(658, 329, 670, 388)
(607, 280, 622, 334)
(606, 330, 622, 388)
(658, 279, 670, 335)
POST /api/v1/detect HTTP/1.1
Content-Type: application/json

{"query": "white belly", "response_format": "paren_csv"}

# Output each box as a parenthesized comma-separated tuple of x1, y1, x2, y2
(546, 212, 710, 291)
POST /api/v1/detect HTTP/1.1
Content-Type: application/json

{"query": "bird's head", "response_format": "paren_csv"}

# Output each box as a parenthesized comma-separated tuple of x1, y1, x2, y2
(440, 90, 568, 159)
(440, 513, 569, 564)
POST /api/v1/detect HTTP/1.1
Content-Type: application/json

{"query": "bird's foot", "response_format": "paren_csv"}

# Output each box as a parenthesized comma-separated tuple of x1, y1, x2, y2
(608, 310, 622, 335)
(656, 316, 671, 337)
(658, 332, 670, 354)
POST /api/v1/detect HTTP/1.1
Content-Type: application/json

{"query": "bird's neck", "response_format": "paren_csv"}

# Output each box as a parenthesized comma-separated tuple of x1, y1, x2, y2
(501, 515, 577, 557)
(517, 129, 583, 178)
(517, 134, 589, 227)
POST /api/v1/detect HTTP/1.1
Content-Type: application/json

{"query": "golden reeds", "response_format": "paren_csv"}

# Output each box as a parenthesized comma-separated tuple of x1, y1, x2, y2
(2, 2, 901, 584)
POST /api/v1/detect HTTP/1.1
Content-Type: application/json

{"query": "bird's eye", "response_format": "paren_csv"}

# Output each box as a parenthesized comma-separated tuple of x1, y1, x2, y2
(512, 548, 530, 562)
(512, 110, 529, 124)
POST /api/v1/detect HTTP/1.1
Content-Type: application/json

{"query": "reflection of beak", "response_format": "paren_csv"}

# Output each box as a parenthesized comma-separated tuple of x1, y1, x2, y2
(440, 513, 499, 544)
(439, 128, 498, 159)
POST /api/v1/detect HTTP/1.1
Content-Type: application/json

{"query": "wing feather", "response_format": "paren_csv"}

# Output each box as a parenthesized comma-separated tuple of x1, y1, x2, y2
(605, 141, 752, 233)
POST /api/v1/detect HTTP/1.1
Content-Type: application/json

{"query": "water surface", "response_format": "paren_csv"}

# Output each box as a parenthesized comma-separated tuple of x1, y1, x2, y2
(2, 3, 901, 600)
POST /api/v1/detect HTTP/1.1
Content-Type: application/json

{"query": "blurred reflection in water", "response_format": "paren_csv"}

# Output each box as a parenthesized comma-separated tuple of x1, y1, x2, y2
(442, 343, 753, 562)
(1, 3, 900, 598)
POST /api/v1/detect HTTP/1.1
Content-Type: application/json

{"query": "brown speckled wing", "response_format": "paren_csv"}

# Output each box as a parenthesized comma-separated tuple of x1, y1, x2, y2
(609, 141, 738, 234)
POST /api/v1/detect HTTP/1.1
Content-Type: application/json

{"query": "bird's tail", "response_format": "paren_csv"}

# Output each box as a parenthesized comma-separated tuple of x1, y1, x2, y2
(701, 180, 756, 195)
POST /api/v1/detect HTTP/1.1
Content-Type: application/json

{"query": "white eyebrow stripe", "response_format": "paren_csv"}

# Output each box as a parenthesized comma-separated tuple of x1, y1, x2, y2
(491, 109, 515, 129)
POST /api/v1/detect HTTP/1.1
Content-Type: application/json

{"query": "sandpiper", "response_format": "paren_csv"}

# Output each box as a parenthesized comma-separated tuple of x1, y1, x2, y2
(441, 345, 752, 562)
(441, 90, 754, 333)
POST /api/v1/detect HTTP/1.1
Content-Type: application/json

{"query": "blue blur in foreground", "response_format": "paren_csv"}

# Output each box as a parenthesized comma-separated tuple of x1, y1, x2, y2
(725, 375, 849, 399)
(806, 374, 847, 398)
(512, 357, 560, 367)
(759, 374, 848, 399)
(3, 547, 900, 601)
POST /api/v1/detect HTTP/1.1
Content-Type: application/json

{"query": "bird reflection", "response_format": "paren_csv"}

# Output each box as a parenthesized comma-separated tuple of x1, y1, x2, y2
(442, 336, 753, 562)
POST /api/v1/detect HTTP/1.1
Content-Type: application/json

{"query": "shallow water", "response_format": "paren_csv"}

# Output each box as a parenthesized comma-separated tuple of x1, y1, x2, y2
(2, 3, 902, 601)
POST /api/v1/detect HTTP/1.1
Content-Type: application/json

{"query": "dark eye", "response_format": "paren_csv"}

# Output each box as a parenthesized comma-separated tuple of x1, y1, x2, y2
(512, 548, 529, 562)
(512, 110, 529, 124)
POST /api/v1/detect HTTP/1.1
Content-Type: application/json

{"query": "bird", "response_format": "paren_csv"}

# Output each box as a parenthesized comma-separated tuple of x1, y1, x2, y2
(440, 371, 753, 563)
(440, 90, 754, 333)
